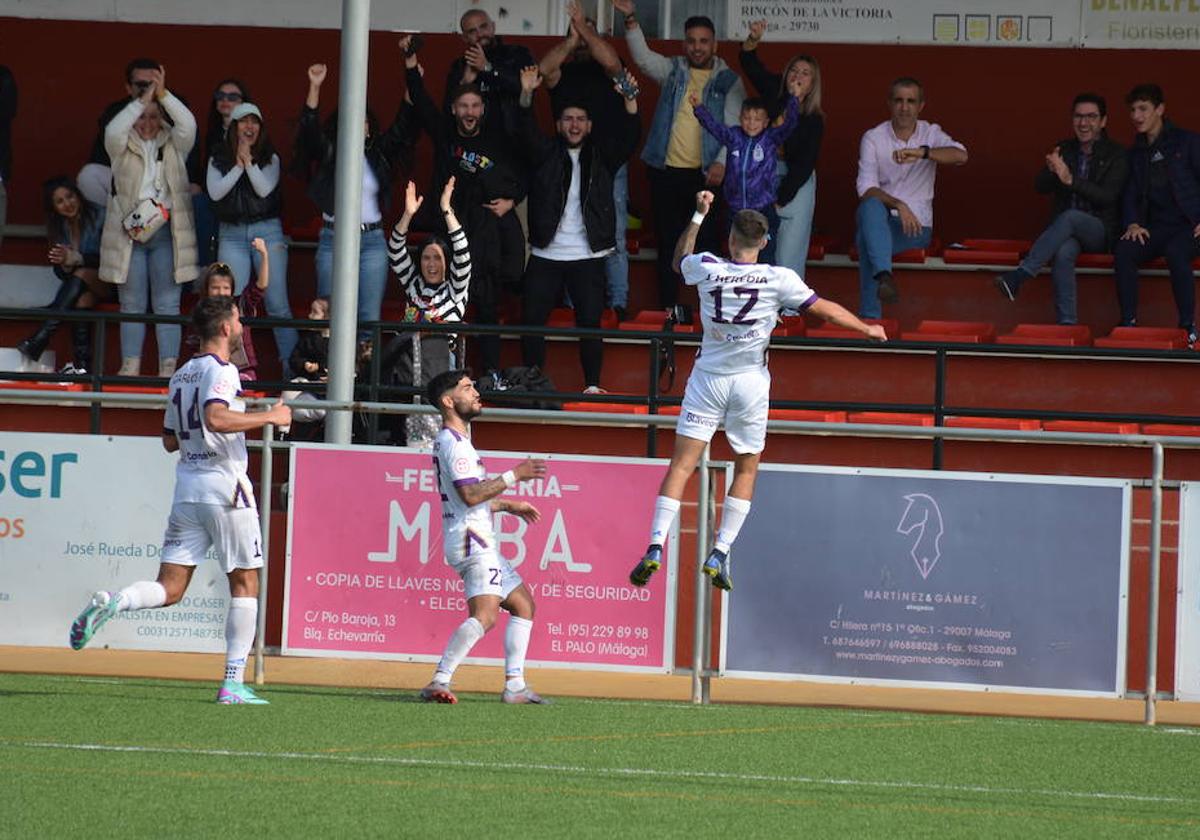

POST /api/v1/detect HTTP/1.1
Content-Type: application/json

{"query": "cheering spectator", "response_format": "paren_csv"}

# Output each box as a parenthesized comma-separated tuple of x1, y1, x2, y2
(288, 296, 330, 383)
(445, 9, 534, 112)
(16, 176, 108, 373)
(691, 91, 798, 265)
(739, 20, 824, 276)
(616, 0, 745, 306)
(294, 55, 418, 343)
(207, 101, 296, 374)
(188, 240, 270, 381)
(515, 66, 641, 393)
(98, 65, 198, 377)
(539, 0, 634, 320)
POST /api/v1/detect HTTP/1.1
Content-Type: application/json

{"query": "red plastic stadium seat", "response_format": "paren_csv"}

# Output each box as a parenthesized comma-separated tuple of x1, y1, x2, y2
(942, 248, 1021, 266)
(0, 381, 85, 392)
(944, 416, 1042, 431)
(561, 399, 647, 414)
(1093, 326, 1189, 350)
(996, 324, 1093, 347)
(960, 238, 1032, 253)
(1075, 253, 1114, 269)
(807, 317, 898, 341)
(1041, 420, 1139, 434)
(771, 315, 807, 337)
(1141, 424, 1200, 437)
(655, 405, 682, 416)
(99, 384, 169, 394)
(847, 411, 935, 426)
(768, 409, 847, 422)
(544, 307, 619, 330)
(849, 246, 930, 264)
(902, 320, 996, 344)
(617, 310, 700, 333)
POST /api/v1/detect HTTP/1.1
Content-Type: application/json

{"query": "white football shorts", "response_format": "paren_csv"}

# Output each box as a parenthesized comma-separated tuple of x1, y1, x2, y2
(676, 366, 771, 454)
(451, 549, 523, 601)
(160, 502, 264, 573)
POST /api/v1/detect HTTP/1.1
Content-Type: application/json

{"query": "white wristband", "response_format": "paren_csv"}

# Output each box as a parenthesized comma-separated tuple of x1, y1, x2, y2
(691, 211, 706, 226)
(501, 470, 517, 488)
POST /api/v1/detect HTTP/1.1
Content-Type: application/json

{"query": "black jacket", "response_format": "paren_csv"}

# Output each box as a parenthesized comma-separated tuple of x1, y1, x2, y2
(294, 102, 418, 218)
(1122, 120, 1200, 231)
(0, 66, 15, 182)
(208, 148, 284, 224)
(514, 102, 640, 253)
(1035, 133, 1127, 247)
(443, 36, 535, 111)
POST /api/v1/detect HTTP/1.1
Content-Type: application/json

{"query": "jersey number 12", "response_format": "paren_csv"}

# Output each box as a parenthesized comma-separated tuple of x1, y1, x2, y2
(708, 286, 759, 325)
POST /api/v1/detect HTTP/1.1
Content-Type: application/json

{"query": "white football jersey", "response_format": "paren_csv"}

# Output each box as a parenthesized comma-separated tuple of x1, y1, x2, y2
(163, 353, 254, 508)
(681, 252, 818, 374)
(432, 426, 495, 565)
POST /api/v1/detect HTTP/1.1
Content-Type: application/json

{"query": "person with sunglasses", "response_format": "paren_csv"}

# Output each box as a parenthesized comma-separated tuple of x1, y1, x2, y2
(191, 80, 252, 268)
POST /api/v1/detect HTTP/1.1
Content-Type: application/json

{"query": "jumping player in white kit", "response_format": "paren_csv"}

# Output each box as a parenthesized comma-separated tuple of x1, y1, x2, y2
(68, 296, 291, 704)
(629, 191, 887, 591)
(420, 369, 549, 704)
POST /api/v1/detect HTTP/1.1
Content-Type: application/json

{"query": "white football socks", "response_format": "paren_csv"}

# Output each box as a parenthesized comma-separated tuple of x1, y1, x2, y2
(648, 496, 681, 547)
(504, 615, 533, 692)
(714, 496, 752, 555)
(433, 617, 486, 685)
(115, 580, 167, 612)
(224, 597, 258, 683)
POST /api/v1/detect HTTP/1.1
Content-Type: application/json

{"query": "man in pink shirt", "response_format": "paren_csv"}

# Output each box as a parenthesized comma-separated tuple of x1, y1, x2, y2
(854, 77, 967, 317)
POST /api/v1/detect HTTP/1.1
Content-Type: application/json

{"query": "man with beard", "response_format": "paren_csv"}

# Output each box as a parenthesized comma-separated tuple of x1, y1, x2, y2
(420, 369, 548, 705)
(614, 0, 745, 307)
(513, 65, 641, 394)
(444, 9, 534, 112)
(68, 296, 291, 704)
(403, 36, 526, 382)
(539, 0, 634, 320)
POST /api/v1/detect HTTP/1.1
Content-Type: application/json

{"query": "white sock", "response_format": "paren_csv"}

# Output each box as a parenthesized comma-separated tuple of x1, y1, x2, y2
(223, 597, 258, 683)
(115, 581, 167, 612)
(433, 617, 486, 685)
(504, 615, 533, 691)
(648, 496, 681, 547)
(714, 496, 752, 554)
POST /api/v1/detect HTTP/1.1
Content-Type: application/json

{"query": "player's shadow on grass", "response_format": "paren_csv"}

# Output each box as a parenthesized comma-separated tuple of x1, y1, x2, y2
(257, 685, 418, 703)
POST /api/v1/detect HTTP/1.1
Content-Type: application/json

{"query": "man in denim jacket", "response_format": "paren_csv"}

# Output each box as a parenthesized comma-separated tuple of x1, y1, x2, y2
(615, 0, 745, 306)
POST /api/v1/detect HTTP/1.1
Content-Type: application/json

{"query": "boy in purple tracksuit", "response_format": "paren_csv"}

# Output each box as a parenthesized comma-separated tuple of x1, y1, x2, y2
(692, 93, 799, 264)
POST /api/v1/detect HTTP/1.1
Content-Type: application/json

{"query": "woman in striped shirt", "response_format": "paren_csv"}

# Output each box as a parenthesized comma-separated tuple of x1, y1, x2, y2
(383, 177, 471, 440)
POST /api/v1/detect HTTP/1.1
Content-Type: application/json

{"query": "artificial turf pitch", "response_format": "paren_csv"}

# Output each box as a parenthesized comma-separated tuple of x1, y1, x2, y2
(2, 673, 1197, 838)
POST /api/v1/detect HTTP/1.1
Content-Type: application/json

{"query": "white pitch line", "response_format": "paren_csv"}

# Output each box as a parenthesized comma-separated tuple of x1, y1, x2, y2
(14, 741, 1192, 805)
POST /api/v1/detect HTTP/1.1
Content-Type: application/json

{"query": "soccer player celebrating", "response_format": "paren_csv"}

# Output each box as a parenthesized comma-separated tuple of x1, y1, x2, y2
(68, 296, 291, 704)
(421, 370, 549, 704)
(629, 191, 887, 591)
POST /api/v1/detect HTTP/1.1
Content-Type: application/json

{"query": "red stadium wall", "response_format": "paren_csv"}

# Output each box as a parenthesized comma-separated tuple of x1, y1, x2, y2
(4, 16, 1200, 247)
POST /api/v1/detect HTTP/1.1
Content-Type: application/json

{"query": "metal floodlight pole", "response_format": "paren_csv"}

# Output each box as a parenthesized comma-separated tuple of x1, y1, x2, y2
(692, 443, 712, 704)
(324, 0, 371, 444)
(254, 424, 275, 685)
(1144, 442, 1164, 725)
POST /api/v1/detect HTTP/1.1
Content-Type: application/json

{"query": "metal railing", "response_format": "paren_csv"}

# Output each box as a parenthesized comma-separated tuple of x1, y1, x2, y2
(2, 385, 1198, 723)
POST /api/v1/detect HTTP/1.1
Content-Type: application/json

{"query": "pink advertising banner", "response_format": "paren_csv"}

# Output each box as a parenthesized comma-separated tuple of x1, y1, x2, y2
(283, 444, 676, 672)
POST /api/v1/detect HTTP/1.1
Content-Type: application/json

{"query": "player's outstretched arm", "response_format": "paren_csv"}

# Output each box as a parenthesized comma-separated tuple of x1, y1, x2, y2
(808, 298, 888, 341)
(205, 399, 293, 434)
(458, 457, 547, 507)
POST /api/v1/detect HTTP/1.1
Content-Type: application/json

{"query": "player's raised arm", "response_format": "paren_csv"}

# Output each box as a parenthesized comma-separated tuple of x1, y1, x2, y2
(673, 190, 713, 274)
(457, 457, 547, 507)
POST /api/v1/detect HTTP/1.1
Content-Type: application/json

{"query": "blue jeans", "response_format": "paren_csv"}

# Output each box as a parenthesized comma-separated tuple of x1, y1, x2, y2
(855, 197, 932, 318)
(316, 225, 388, 341)
(1016, 209, 1105, 325)
(218, 218, 298, 373)
(192, 192, 217, 266)
(775, 169, 816, 277)
(603, 163, 630, 310)
(119, 225, 181, 361)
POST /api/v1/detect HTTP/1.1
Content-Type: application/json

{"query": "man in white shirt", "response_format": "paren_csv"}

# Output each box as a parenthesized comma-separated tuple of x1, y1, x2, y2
(630, 192, 886, 591)
(68, 296, 291, 704)
(514, 65, 641, 393)
(854, 77, 968, 317)
(421, 369, 549, 704)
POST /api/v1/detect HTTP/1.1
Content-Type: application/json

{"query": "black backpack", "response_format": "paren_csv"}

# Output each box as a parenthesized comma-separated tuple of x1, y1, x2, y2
(495, 365, 561, 410)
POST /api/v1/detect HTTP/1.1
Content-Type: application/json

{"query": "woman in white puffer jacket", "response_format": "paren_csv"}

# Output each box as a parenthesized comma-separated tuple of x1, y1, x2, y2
(99, 65, 199, 377)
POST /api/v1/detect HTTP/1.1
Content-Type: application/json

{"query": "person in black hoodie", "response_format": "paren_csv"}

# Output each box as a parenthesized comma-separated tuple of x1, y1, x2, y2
(402, 35, 525, 382)
(513, 65, 640, 393)
(1114, 83, 1200, 344)
(294, 55, 418, 343)
(994, 93, 1128, 325)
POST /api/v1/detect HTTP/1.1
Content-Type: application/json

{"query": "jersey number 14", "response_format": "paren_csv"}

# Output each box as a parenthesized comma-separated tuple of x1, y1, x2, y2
(171, 387, 204, 439)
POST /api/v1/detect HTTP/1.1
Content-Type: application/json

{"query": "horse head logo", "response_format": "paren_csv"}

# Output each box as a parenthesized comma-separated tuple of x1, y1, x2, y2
(896, 493, 944, 580)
